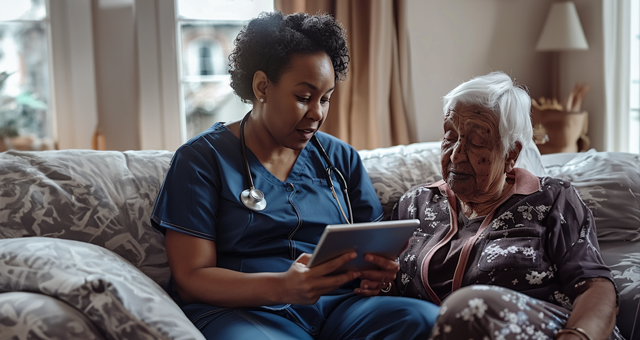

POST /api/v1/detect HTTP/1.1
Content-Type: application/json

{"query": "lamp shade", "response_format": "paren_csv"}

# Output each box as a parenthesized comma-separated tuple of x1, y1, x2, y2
(536, 1, 589, 51)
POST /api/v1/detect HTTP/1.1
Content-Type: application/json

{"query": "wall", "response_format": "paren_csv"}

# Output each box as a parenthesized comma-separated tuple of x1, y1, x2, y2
(407, 0, 553, 143)
(561, 0, 605, 151)
(406, 0, 606, 151)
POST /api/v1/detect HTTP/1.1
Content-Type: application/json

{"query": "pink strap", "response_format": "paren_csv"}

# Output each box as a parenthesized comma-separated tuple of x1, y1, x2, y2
(451, 184, 516, 291)
(420, 183, 457, 305)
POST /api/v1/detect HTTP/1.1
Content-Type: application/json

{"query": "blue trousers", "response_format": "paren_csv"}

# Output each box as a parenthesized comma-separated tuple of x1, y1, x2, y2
(187, 293, 439, 340)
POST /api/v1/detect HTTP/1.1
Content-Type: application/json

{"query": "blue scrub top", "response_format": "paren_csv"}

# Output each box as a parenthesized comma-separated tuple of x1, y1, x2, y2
(152, 122, 383, 277)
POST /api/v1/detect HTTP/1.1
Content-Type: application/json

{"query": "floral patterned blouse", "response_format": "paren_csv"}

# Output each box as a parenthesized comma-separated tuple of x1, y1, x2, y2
(392, 168, 616, 309)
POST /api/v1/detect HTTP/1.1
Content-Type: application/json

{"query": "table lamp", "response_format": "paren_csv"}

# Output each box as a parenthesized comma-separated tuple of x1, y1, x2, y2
(536, 1, 589, 102)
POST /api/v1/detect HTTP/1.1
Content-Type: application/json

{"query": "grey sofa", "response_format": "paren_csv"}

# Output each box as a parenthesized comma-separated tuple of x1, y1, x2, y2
(0, 142, 638, 340)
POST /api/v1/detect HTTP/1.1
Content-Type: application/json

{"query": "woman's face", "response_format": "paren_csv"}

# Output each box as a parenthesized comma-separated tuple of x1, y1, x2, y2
(440, 104, 508, 203)
(259, 52, 335, 151)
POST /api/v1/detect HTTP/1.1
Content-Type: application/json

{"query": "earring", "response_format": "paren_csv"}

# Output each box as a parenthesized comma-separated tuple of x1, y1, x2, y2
(259, 97, 265, 103)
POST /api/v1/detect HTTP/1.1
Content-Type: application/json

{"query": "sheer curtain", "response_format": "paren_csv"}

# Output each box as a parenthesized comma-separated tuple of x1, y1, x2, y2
(603, 0, 630, 152)
(275, 0, 416, 150)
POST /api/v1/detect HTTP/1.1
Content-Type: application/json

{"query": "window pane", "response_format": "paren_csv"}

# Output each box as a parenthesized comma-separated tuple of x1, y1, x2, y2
(631, 81, 639, 110)
(631, 0, 640, 153)
(176, 0, 273, 140)
(178, 0, 272, 21)
(0, 0, 46, 21)
(180, 23, 243, 77)
(0, 20, 53, 150)
(631, 110, 639, 154)
(182, 81, 250, 139)
(180, 22, 251, 140)
(177, 0, 273, 139)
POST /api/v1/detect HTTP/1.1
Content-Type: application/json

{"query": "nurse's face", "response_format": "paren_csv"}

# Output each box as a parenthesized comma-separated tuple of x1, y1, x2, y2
(260, 52, 335, 151)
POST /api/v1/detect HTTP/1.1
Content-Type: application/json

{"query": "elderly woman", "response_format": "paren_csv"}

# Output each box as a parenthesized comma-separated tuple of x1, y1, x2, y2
(392, 72, 623, 340)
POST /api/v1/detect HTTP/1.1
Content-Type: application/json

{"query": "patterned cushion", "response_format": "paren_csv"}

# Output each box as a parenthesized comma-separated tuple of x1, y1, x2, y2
(0, 237, 205, 340)
(0, 292, 106, 340)
(600, 241, 640, 339)
(545, 150, 640, 242)
(0, 149, 173, 290)
(359, 142, 443, 219)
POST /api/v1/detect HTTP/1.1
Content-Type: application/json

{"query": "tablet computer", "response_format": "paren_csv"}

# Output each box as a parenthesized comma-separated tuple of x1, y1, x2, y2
(307, 219, 420, 274)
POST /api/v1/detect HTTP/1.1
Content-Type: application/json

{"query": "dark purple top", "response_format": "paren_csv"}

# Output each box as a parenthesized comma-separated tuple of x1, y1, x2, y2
(392, 168, 616, 309)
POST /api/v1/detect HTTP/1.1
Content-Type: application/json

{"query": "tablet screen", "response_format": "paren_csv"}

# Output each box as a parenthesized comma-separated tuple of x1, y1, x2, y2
(307, 219, 420, 274)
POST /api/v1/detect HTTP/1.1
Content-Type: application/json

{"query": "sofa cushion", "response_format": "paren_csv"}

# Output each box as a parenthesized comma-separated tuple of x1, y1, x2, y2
(0, 149, 173, 289)
(359, 142, 443, 219)
(544, 150, 640, 242)
(0, 292, 106, 340)
(598, 241, 640, 339)
(0, 237, 205, 340)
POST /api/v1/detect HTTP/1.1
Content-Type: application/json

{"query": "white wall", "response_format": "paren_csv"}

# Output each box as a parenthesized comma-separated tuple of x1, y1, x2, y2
(407, 0, 555, 143)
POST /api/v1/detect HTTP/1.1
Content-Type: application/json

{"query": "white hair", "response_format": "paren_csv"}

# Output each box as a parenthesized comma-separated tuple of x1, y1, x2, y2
(442, 71, 533, 155)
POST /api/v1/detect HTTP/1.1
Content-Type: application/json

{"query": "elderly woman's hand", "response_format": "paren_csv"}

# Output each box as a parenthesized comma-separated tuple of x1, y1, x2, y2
(354, 254, 400, 296)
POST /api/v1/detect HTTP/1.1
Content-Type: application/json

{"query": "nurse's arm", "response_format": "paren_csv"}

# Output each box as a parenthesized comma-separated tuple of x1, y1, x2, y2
(165, 229, 361, 308)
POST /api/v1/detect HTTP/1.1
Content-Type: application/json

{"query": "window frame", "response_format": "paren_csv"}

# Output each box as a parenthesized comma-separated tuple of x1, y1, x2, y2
(135, 0, 182, 151)
(48, 0, 99, 150)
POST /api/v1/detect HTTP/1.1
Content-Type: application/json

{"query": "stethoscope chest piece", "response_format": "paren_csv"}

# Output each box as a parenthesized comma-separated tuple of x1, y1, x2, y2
(240, 187, 267, 211)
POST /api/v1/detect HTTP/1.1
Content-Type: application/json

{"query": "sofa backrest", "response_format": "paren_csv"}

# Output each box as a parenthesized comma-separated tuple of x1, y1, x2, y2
(0, 142, 546, 289)
(0, 149, 174, 289)
(0, 144, 637, 297)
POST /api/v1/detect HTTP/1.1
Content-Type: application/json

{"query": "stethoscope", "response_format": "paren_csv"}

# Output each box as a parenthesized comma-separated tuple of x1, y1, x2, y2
(239, 112, 353, 224)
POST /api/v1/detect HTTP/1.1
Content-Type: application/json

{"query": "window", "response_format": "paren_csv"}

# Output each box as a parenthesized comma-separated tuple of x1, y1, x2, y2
(0, 0, 53, 151)
(631, 0, 640, 154)
(175, 0, 274, 140)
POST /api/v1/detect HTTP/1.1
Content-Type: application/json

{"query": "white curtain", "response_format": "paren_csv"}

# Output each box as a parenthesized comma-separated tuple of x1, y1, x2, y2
(603, 0, 631, 152)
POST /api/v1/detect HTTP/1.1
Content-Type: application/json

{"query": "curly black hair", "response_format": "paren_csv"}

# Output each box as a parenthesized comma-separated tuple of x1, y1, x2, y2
(228, 11, 350, 103)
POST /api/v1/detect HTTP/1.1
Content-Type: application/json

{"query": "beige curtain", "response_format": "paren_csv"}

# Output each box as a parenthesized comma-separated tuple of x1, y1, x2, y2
(275, 0, 416, 150)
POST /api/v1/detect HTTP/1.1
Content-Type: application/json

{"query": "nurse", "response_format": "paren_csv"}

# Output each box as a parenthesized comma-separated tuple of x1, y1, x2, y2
(151, 11, 439, 339)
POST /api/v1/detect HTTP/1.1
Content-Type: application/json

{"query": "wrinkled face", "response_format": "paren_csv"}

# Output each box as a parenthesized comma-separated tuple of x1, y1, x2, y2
(261, 52, 335, 151)
(441, 104, 508, 203)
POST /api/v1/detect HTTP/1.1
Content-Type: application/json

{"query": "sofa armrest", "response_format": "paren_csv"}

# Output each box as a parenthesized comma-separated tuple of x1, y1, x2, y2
(0, 237, 204, 340)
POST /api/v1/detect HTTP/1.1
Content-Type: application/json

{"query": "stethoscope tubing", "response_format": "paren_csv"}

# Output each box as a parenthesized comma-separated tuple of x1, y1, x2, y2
(238, 111, 353, 224)
(311, 135, 354, 224)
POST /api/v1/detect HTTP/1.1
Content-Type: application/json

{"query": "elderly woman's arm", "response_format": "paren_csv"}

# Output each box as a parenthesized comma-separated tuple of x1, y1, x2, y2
(557, 278, 618, 340)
